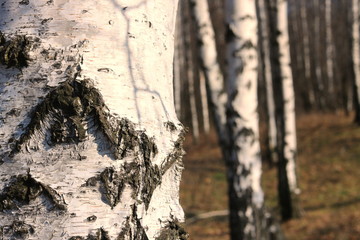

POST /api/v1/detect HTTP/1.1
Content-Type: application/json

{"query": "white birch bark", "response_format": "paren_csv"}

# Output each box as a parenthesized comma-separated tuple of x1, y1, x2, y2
(199, 70, 210, 134)
(353, 0, 360, 114)
(258, 0, 277, 161)
(326, 0, 335, 96)
(0, 1, 187, 239)
(189, 0, 228, 145)
(277, 0, 299, 197)
(225, 0, 264, 238)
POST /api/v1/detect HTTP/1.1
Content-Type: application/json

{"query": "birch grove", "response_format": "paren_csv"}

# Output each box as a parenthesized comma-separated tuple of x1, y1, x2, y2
(0, 1, 187, 239)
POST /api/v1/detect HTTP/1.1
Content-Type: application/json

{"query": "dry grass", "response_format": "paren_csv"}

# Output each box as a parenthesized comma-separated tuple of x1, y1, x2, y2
(180, 112, 360, 240)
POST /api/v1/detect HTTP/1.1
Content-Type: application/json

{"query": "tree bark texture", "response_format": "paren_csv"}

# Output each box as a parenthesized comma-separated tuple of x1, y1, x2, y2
(0, 1, 187, 239)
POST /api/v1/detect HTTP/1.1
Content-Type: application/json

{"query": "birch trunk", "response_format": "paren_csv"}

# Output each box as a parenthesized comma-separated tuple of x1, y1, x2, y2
(199, 70, 210, 134)
(183, 0, 200, 141)
(313, 0, 325, 109)
(300, 1, 316, 108)
(275, 0, 300, 221)
(0, 1, 187, 240)
(189, 0, 227, 144)
(258, 0, 277, 162)
(325, 0, 335, 101)
(174, 5, 182, 118)
(225, 1, 265, 238)
(352, 0, 360, 123)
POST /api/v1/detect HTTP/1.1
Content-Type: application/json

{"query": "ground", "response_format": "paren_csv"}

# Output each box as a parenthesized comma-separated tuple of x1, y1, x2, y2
(180, 112, 360, 240)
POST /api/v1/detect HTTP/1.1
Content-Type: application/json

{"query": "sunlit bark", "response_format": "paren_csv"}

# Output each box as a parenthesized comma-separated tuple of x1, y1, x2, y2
(0, 1, 186, 239)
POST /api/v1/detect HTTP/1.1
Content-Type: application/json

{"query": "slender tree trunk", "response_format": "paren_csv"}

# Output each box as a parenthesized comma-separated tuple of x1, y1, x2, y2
(326, 0, 335, 105)
(258, 0, 278, 163)
(184, 0, 200, 141)
(274, 0, 301, 221)
(189, 0, 228, 144)
(0, 1, 187, 239)
(199, 70, 211, 134)
(225, 1, 266, 238)
(352, 0, 360, 123)
(313, 0, 326, 110)
(300, 1, 316, 109)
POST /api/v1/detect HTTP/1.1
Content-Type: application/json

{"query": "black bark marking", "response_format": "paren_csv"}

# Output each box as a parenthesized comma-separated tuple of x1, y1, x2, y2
(87, 128, 185, 210)
(1, 221, 34, 239)
(226, 24, 237, 42)
(156, 220, 188, 240)
(0, 32, 32, 68)
(160, 128, 186, 175)
(116, 205, 149, 240)
(19, 0, 29, 5)
(69, 228, 110, 240)
(0, 173, 66, 212)
(164, 121, 177, 132)
(86, 215, 97, 222)
(12, 79, 155, 160)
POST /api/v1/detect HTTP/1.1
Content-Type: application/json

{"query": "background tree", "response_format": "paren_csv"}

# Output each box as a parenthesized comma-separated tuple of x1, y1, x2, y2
(0, 1, 187, 239)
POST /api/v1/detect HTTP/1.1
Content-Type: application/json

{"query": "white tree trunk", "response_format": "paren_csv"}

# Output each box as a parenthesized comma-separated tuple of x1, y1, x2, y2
(0, 1, 187, 239)
(277, 0, 299, 197)
(275, 0, 300, 220)
(353, 0, 360, 116)
(225, 0, 264, 238)
(189, 0, 228, 145)
(199, 70, 210, 134)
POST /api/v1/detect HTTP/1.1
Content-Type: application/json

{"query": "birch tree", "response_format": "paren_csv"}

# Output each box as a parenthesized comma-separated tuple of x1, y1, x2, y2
(352, 0, 360, 124)
(273, 0, 301, 220)
(225, 0, 266, 238)
(189, 0, 228, 146)
(257, 0, 278, 162)
(326, 0, 335, 102)
(0, 1, 187, 239)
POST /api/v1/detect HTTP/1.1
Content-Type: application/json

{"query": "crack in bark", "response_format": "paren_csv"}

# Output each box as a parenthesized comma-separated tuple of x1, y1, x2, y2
(0, 172, 66, 212)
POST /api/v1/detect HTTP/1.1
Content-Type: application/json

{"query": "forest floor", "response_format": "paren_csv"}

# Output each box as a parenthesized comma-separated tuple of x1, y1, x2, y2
(180, 112, 360, 240)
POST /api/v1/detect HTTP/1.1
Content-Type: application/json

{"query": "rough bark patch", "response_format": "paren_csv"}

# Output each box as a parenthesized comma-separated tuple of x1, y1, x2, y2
(116, 205, 148, 240)
(156, 220, 188, 240)
(0, 221, 35, 239)
(0, 173, 66, 211)
(68, 228, 111, 240)
(11, 78, 161, 161)
(0, 32, 33, 68)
